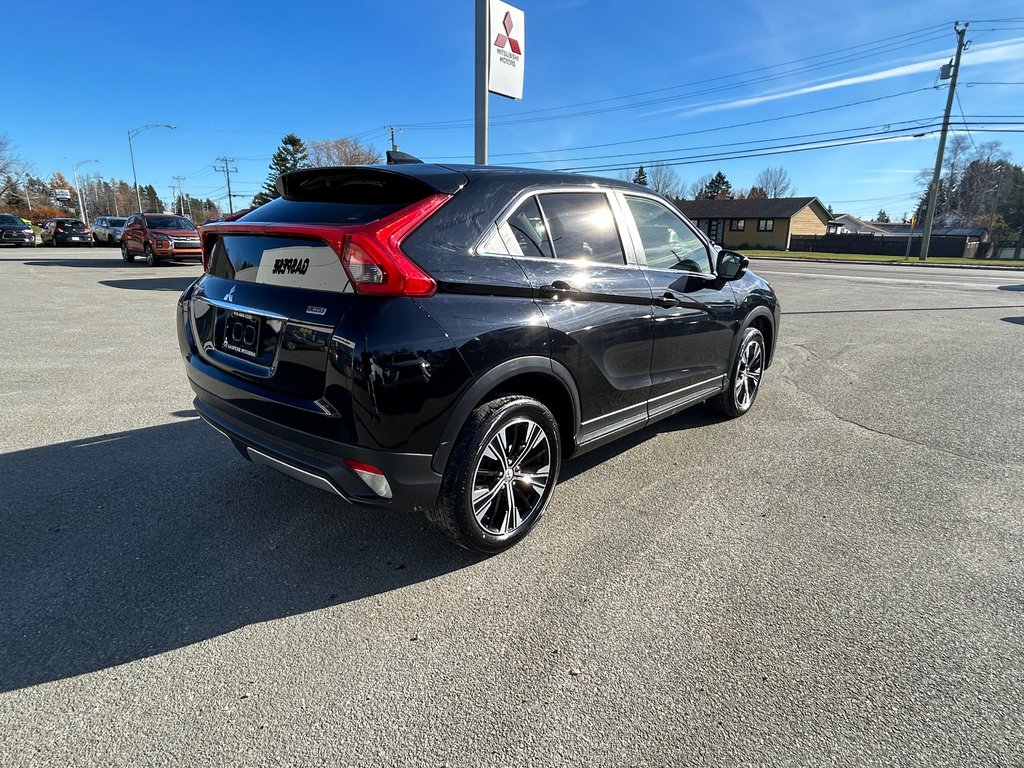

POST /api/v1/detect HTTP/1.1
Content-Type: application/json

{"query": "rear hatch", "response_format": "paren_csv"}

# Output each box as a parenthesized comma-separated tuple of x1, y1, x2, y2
(188, 165, 467, 402)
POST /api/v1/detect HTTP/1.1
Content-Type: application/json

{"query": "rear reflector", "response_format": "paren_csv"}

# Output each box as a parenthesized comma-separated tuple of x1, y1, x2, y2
(345, 459, 393, 499)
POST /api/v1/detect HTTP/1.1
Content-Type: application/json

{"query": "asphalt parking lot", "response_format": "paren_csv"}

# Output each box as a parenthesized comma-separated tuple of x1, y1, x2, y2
(1, 247, 1022, 766)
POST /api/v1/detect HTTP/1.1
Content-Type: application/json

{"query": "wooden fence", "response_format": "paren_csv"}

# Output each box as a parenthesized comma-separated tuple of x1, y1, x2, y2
(789, 233, 978, 259)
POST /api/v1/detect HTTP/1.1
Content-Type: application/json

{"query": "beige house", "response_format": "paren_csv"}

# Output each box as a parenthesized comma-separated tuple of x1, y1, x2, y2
(675, 197, 831, 250)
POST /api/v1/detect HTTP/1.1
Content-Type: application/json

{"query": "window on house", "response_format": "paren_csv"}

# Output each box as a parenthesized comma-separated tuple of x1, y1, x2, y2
(757, 219, 774, 232)
(730, 219, 745, 231)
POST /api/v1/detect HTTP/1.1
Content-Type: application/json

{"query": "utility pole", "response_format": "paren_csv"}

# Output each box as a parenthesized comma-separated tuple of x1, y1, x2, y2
(919, 21, 969, 261)
(173, 175, 187, 216)
(214, 157, 238, 215)
(985, 165, 1005, 257)
(386, 126, 401, 152)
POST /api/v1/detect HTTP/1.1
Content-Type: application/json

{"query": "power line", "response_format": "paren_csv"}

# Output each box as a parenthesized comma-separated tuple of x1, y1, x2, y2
(398, 25, 955, 130)
(451, 116, 944, 168)
(555, 122, 1024, 174)
(955, 92, 981, 153)
(427, 87, 939, 162)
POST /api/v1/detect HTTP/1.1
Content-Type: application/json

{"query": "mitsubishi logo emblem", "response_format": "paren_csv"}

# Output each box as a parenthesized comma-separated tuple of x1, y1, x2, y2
(494, 11, 521, 54)
(224, 286, 235, 303)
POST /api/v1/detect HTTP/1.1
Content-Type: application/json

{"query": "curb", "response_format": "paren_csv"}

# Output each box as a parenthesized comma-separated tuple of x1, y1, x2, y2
(748, 256, 1024, 271)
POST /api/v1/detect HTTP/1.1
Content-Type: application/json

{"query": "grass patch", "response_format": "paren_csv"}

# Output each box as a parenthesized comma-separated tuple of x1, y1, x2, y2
(743, 250, 1024, 268)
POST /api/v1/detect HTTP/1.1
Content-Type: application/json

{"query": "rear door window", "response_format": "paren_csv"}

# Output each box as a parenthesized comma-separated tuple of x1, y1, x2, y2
(536, 193, 625, 265)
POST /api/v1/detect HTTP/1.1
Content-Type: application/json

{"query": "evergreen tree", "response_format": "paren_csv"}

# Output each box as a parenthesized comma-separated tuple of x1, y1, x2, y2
(253, 134, 310, 207)
(875, 209, 891, 223)
(747, 186, 768, 199)
(632, 165, 649, 186)
(143, 184, 164, 213)
(697, 171, 733, 200)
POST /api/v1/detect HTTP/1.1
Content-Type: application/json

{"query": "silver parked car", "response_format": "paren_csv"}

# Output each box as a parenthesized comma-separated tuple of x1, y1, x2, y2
(92, 216, 128, 246)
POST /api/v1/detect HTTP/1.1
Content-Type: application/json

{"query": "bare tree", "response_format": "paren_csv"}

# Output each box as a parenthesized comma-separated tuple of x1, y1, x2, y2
(307, 137, 382, 167)
(647, 162, 679, 198)
(683, 174, 713, 200)
(0, 135, 27, 199)
(753, 166, 795, 198)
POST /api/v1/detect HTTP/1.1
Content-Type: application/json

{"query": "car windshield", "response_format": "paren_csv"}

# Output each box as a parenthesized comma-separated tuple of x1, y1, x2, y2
(0, 214, 24, 225)
(145, 216, 195, 231)
(108, 218, 126, 227)
(61, 220, 87, 231)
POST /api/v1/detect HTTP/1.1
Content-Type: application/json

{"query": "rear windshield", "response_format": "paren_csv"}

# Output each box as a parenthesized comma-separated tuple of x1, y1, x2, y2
(240, 170, 434, 225)
(207, 235, 350, 292)
(239, 197, 411, 225)
(108, 218, 127, 226)
(145, 216, 195, 230)
(61, 220, 87, 231)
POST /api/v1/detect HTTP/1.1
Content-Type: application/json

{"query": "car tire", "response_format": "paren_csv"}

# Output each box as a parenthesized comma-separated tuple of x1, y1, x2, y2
(121, 242, 135, 263)
(708, 326, 766, 418)
(427, 395, 561, 554)
(144, 243, 159, 267)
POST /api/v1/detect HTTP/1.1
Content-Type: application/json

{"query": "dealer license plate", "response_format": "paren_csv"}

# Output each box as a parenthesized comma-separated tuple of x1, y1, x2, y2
(222, 311, 261, 359)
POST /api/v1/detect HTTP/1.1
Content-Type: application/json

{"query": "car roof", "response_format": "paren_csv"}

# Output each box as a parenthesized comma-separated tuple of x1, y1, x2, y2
(279, 163, 651, 197)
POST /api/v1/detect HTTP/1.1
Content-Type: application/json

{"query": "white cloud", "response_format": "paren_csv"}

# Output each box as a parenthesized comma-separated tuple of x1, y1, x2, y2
(692, 37, 1024, 114)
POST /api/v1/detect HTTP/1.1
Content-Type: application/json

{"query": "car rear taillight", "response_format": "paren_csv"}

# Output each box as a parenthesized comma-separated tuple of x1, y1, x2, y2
(338, 193, 449, 297)
(84, 227, 92, 234)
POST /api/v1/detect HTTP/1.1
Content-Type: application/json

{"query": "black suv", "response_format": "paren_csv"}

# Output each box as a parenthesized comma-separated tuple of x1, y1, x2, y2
(177, 165, 779, 552)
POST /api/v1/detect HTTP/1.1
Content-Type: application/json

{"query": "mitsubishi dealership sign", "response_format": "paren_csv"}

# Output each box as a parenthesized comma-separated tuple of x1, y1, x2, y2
(488, 0, 525, 100)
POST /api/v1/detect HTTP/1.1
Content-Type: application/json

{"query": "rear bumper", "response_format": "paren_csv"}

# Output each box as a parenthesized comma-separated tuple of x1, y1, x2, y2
(188, 367, 443, 511)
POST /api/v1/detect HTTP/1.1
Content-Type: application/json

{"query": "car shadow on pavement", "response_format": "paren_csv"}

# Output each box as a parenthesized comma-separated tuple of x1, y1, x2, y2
(561, 405, 722, 482)
(22, 258, 128, 268)
(997, 284, 1024, 291)
(0, 418, 479, 693)
(99, 277, 197, 292)
(1001, 317, 1024, 326)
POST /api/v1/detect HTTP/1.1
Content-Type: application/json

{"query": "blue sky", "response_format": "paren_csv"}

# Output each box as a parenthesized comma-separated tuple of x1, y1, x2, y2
(6, 0, 1024, 219)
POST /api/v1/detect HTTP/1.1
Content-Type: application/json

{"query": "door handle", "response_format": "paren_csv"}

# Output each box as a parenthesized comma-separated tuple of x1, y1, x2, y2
(538, 280, 578, 299)
(654, 292, 681, 308)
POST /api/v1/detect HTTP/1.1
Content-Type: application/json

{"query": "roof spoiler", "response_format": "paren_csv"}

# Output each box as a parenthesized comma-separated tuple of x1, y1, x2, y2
(386, 150, 423, 165)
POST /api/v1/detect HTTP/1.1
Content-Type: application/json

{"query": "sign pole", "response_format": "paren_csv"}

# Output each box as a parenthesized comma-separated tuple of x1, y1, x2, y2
(474, 0, 489, 165)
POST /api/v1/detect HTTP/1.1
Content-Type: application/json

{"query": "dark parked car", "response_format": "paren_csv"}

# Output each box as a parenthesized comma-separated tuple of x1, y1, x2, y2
(177, 165, 779, 552)
(121, 213, 202, 265)
(0, 214, 35, 247)
(40, 218, 93, 247)
(92, 216, 128, 246)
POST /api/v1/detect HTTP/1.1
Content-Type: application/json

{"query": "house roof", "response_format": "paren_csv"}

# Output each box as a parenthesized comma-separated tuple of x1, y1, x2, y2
(676, 196, 824, 219)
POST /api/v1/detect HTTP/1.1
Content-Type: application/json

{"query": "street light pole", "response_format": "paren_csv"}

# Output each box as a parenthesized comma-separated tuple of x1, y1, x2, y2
(19, 171, 32, 211)
(72, 159, 99, 224)
(128, 124, 176, 213)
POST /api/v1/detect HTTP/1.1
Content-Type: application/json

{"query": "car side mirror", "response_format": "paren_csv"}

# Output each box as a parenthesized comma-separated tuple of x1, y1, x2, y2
(716, 249, 749, 280)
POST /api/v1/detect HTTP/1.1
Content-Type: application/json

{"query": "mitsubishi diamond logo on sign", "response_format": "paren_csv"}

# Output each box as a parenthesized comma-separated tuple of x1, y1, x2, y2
(488, 0, 525, 100)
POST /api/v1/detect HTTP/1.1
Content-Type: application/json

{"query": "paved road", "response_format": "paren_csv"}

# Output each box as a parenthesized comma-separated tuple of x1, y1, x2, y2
(2, 248, 1022, 766)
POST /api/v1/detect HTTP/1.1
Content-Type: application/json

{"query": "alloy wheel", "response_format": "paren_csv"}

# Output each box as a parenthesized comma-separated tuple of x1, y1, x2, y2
(734, 337, 764, 410)
(470, 417, 551, 537)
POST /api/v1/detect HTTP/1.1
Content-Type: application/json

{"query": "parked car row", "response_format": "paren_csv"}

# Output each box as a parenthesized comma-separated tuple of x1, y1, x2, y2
(92, 216, 128, 246)
(0, 214, 35, 247)
(40, 218, 94, 247)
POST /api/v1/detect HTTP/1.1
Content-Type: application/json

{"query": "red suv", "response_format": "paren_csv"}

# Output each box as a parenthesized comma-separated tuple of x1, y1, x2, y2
(121, 213, 202, 266)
